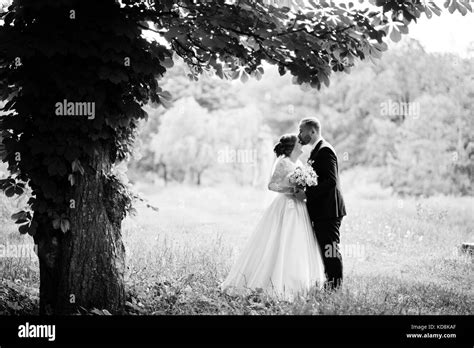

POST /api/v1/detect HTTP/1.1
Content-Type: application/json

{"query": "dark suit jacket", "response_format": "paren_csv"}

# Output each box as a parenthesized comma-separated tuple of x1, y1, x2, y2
(306, 139, 346, 221)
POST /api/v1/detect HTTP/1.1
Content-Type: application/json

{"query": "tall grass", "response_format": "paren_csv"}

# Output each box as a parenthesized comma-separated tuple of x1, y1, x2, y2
(121, 183, 473, 315)
(1, 181, 472, 315)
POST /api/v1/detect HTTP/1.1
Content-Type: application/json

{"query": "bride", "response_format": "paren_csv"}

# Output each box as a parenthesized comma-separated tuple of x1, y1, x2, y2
(221, 134, 325, 300)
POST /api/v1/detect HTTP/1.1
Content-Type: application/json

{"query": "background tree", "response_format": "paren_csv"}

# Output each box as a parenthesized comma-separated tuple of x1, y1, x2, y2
(384, 53, 474, 196)
(150, 97, 217, 185)
(128, 58, 245, 184)
(0, 0, 471, 314)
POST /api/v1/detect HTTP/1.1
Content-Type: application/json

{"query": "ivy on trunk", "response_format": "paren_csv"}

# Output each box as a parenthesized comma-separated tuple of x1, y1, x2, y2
(0, 0, 470, 314)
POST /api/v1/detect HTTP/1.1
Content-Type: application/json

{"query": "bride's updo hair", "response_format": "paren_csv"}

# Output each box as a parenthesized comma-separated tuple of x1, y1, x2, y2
(273, 134, 298, 157)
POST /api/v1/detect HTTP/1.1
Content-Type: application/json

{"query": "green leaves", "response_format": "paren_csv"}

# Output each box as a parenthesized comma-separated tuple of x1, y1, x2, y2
(45, 156, 68, 176)
(11, 210, 37, 236)
(0, 141, 6, 161)
(30, 197, 48, 214)
(52, 214, 70, 233)
(98, 65, 129, 84)
(160, 55, 174, 69)
(152, 0, 471, 92)
(11, 210, 29, 223)
(1, 178, 25, 197)
(157, 89, 173, 108)
(382, 18, 408, 43)
(251, 67, 264, 81)
(445, 0, 471, 15)
(424, 1, 442, 18)
(240, 70, 249, 83)
(318, 69, 330, 88)
(71, 159, 85, 175)
(0, 1, 171, 241)
(68, 173, 75, 186)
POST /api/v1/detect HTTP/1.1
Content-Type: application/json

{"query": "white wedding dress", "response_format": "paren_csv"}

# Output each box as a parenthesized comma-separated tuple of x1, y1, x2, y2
(221, 156, 326, 301)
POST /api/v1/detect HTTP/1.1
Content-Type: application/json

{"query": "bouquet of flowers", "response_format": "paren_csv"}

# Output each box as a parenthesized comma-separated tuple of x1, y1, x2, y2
(289, 162, 318, 188)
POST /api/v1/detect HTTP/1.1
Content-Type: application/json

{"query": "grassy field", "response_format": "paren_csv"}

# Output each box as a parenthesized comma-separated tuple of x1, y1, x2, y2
(0, 179, 473, 315)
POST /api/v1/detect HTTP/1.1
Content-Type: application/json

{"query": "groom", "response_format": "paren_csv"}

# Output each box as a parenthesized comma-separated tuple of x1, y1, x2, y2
(296, 117, 346, 291)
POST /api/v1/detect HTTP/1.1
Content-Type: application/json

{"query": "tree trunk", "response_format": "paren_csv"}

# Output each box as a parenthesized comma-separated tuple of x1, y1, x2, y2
(36, 219, 60, 315)
(161, 163, 168, 185)
(196, 171, 202, 186)
(36, 143, 126, 314)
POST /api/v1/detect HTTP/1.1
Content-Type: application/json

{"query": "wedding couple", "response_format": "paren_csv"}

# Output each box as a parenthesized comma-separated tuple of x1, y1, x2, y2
(221, 117, 346, 300)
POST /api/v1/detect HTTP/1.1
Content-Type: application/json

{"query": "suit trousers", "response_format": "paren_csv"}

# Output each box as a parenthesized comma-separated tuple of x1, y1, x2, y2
(313, 217, 343, 290)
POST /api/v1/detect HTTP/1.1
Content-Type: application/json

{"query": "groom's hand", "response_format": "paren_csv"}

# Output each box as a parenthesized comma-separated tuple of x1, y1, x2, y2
(294, 188, 306, 202)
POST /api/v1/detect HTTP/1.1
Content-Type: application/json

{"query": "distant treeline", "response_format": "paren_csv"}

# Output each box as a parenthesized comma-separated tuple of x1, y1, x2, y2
(128, 39, 473, 196)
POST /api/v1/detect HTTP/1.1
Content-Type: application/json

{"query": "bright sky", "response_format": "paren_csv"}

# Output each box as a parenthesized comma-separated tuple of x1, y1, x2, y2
(406, 12, 474, 57)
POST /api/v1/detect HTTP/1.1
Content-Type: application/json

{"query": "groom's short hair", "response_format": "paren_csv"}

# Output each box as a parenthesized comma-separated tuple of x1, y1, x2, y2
(300, 117, 321, 135)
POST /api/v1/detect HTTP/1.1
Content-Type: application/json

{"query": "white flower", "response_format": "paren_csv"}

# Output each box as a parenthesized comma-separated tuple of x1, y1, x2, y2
(289, 163, 318, 187)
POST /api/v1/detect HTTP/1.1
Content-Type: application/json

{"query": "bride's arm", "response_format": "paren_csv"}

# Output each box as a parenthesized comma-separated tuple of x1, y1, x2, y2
(268, 178, 296, 194)
(268, 159, 297, 194)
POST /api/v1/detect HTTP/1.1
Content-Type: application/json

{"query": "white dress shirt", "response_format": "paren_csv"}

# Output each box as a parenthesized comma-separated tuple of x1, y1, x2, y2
(310, 137, 322, 154)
